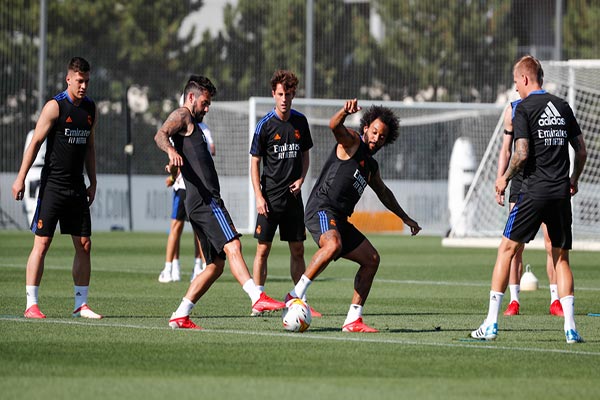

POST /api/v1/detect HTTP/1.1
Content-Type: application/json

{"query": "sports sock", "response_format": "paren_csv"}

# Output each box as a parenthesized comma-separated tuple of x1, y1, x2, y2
(343, 304, 363, 326)
(291, 275, 312, 300)
(172, 259, 180, 268)
(242, 279, 262, 304)
(74, 285, 89, 310)
(26, 285, 39, 309)
(173, 297, 195, 318)
(257, 285, 265, 292)
(195, 258, 202, 267)
(486, 291, 504, 325)
(163, 261, 172, 272)
(508, 284, 520, 303)
(549, 284, 559, 303)
(560, 295, 576, 332)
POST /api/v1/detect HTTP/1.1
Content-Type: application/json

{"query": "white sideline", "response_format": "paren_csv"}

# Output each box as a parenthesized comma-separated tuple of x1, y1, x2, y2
(1, 316, 599, 357)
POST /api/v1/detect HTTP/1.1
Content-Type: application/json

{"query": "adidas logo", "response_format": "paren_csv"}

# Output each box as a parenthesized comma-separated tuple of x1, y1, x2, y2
(539, 101, 566, 126)
(66, 116, 73, 123)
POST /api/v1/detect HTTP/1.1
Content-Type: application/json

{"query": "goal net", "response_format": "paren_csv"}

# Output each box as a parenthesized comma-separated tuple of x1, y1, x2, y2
(204, 98, 501, 235)
(443, 60, 600, 251)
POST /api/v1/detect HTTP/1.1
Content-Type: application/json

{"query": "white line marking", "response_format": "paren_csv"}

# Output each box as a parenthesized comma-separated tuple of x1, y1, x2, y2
(1, 263, 599, 291)
(1, 316, 598, 357)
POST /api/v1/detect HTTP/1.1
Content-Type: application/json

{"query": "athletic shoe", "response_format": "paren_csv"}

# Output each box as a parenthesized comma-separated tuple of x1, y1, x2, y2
(73, 304, 103, 319)
(24, 304, 46, 319)
(550, 299, 564, 317)
(503, 300, 520, 316)
(565, 329, 584, 344)
(171, 265, 181, 282)
(158, 270, 172, 283)
(283, 293, 322, 317)
(470, 321, 498, 340)
(342, 317, 378, 333)
(168, 314, 202, 330)
(251, 292, 286, 316)
(309, 305, 322, 318)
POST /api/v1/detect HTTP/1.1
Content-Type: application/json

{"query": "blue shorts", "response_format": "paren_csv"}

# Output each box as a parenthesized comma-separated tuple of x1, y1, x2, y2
(254, 193, 305, 242)
(504, 194, 572, 249)
(171, 189, 188, 221)
(304, 210, 365, 259)
(32, 181, 91, 237)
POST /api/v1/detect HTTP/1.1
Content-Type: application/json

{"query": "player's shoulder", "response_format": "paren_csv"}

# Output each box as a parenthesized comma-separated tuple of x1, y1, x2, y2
(290, 108, 307, 120)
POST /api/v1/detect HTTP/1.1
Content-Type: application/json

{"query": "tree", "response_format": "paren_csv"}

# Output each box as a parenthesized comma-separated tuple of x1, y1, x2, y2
(563, 0, 600, 60)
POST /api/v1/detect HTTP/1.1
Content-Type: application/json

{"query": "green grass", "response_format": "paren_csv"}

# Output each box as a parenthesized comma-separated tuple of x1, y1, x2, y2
(1, 231, 599, 400)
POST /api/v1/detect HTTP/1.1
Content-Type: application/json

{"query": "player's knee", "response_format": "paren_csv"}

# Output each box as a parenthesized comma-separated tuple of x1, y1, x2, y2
(365, 250, 380, 271)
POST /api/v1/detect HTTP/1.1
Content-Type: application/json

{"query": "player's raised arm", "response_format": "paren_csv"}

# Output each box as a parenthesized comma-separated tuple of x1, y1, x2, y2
(154, 108, 188, 167)
(329, 99, 361, 149)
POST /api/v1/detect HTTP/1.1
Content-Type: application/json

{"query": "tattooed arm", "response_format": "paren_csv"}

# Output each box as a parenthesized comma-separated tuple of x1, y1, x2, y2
(495, 137, 528, 196)
(154, 108, 189, 167)
(329, 99, 361, 151)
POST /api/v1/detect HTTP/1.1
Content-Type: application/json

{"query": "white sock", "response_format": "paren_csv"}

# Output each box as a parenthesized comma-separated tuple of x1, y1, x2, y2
(26, 285, 39, 309)
(242, 279, 262, 304)
(195, 258, 202, 267)
(163, 261, 172, 273)
(344, 304, 363, 326)
(173, 297, 195, 318)
(486, 291, 504, 325)
(257, 285, 265, 292)
(509, 284, 520, 303)
(290, 275, 312, 300)
(549, 284, 559, 303)
(560, 295, 576, 332)
(172, 259, 180, 269)
(74, 285, 89, 310)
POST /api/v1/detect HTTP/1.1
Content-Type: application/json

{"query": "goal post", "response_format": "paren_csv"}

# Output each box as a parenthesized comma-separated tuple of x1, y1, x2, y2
(443, 60, 600, 251)
(204, 97, 502, 235)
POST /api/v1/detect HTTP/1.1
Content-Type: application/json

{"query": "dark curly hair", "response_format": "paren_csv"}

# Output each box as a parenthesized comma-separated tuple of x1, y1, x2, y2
(270, 70, 299, 93)
(359, 105, 400, 146)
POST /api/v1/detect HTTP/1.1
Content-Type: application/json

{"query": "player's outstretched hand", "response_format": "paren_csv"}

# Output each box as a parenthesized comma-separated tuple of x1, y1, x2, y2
(405, 219, 422, 236)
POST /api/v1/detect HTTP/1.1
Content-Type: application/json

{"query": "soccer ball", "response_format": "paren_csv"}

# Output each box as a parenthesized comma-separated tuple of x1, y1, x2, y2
(282, 298, 312, 332)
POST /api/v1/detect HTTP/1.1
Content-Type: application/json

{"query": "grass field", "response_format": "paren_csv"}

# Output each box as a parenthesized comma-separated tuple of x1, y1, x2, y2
(1, 231, 599, 400)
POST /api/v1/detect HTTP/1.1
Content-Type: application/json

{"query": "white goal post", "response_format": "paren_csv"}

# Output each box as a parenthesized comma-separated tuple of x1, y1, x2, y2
(204, 97, 502, 235)
(443, 60, 600, 251)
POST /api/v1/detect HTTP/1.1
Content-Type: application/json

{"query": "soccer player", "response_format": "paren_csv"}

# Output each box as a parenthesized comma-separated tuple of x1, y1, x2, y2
(471, 55, 587, 343)
(158, 120, 215, 283)
(12, 57, 102, 319)
(496, 104, 563, 317)
(154, 75, 285, 330)
(284, 99, 422, 332)
(250, 70, 320, 316)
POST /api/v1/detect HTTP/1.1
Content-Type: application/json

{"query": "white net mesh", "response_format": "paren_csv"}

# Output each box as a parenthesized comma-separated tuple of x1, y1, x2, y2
(205, 98, 502, 234)
(445, 60, 600, 250)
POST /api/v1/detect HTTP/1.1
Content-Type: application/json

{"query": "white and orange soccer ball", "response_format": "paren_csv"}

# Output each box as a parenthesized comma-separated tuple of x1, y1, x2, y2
(282, 298, 312, 332)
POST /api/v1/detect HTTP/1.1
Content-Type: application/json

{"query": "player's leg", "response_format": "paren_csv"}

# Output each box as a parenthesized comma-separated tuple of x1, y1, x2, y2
(471, 236, 522, 340)
(252, 240, 272, 289)
(504, 244, 523, 315)
(71, 235, 102, 319)
(160, 218, 184, 283)
(543, 223, 563, 316)
(339, 238, 380, 333)
(553, 247, 582, 342)
(504, 201, 522, 315)
(191, 232, 206, 281)
(287, 211, 342, 302)
(24, 234, 53, 318)
(251, 211, 277, 290)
